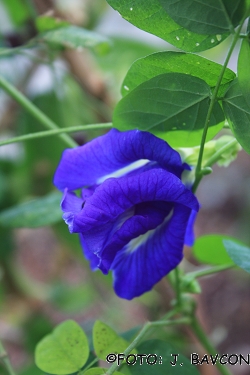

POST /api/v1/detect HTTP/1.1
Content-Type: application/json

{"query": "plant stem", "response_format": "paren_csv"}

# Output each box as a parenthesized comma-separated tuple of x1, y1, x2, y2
(186, 264, 235, 280)
(0, 75, 77, 148)
(174, 267, 182, 306)
(0, 123, 113, 147)
(105, 317, 190, 375)
(0, 339, 16, 375)
(204, 138, 238, 167)
(191, 316, 233, 375)
(193, 18, 246, 193)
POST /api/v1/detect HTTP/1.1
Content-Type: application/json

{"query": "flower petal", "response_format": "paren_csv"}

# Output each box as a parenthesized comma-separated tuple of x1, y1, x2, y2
(111, 204, 191, 299)
(53, 129, 186, 191)
(72, 168, 199, 233)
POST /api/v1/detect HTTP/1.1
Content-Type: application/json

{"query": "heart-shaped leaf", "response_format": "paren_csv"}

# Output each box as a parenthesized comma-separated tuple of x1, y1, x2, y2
(35, 320, 89, 374)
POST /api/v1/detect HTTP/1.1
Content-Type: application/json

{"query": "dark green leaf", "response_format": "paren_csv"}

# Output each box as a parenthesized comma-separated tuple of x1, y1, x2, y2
(159, 0, 245, 35)
(222, 79, 250, 154)
(127, 340, 199, 375)
(106, 0, 228, 52)
(238, 38, 250, 105)
(193, 235, 236, 265)
(223, 239, 250, 273)
(121, 51, 235, 97)
(35, 320, 89, 374)
(39, 25, 111, 54)
(0, 192, 62, 228)
(114, 73, 224, 147)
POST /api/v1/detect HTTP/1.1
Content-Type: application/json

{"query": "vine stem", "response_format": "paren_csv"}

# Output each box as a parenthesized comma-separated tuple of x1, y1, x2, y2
(186, 263, 234, 280)
(0, 339, 16, 375)
(0, 123, 113, 147)
(0, 75, 77, 148)
(105, 313, 189, 375)
(191, 316, 233, 375)
(193, 15, 247, 193)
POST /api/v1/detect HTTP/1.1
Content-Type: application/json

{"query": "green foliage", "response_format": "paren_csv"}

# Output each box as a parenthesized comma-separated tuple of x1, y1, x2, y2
(159, 0, 245, 35)
(93, 320, 132, 361)
(126, 339, 199, 375)
(36, 16, 70, 33)
(0, 191, 62, 228)
(114, 72, 224, 147)
(35, 320, 89, 374)
(39, 25, 111, 55)
(121, 51, 235, 97)
(223, 79, 250, 154)
(2, 0, 30, 26)
(106, 0, 228, 52)
(193, 235, 235, 265)
(223, 240, 250, 273)
(84, 368, 124, 375)
(238, 37, 250, 105)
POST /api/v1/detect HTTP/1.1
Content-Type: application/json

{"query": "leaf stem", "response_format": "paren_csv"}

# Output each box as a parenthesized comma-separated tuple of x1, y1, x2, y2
(105, 315, 190, 375)
(0, 75, 77, 148)
(190, 316, 233, 375)
(186, 263, 234, 280)
(0, 123, 113, 147)
(204, 138, 238, 167)
(193, 17, 246, 193)
(0, 339, 16, 375)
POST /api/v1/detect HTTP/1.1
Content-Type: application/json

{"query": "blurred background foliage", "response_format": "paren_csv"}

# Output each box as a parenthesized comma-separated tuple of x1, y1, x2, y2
(0, 1, 250, 375)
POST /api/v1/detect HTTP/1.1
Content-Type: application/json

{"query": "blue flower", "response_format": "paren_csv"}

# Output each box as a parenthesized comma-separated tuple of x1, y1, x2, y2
(53, 129, 199, 299)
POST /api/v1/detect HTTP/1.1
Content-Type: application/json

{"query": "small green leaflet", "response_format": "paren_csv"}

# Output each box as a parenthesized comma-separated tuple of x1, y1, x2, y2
(223, 240, 250, 273)
(39, 25, 111, 54)
(35, 320, 89, 374)
(114, 72, 224, 147)
(0, 192, 62, 228)
(159, 0, 245, 35)
(222, 79, 250, 154)
(106, 0, 228, 52)
(238, 38, 250, 105)
(121, 51, 235, 97)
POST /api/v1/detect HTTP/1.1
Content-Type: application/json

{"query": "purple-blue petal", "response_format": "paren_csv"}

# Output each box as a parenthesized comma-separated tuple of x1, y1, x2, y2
(53, 129, 186, 191)
(111, 204, 191, 299)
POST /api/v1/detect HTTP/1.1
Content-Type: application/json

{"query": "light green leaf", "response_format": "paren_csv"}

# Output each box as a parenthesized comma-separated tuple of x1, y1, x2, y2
(159, 0, 245, 35)
(0, 192, 62, 228)
(193, 235, 237, 265)
(114, 73, 224, 147)
(2, 0, 30, 26)
(222, 79, 250, 154)
(84, 369, 124, 375)
(39, 25, 110, 54)
(223, 240, 250, 273)
(35, 320, 89, 374)
(238, 38, 250, 105)
(36, 15, 70, 32)
(93, 320, 131, 361)
(121, 51, 235, 97)
(106, 0, 228, 52)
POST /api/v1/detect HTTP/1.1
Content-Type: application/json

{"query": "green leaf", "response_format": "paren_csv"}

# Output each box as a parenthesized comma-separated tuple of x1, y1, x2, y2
(0, 192, 62, 228)
(222, 79, 250, 154)
(193, 235, 237, 265)
(2, 0, 30, 26)
(106, 0, 228, 52)
(159, 0, 245, 35)
(238, 38, 250, 105)
(36, 15, 70, 32)
(121, 51, 235, 97)
(223, 239, 250, 273)
(84, 369, 124, 375)
(39, 25, 111, 54)
(114, 73, 224, 147)
(93, 320, 131, 361)
(127, 340, 199, 375)
(35, 320, 89, 374)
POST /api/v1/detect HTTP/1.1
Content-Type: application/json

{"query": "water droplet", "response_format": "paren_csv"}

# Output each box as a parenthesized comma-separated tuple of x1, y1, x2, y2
(216, 34, 222, 41)
(195, 42, 200, 46)
(176, 36, 180, 41)
(130, 7, 133, 10)
(211, 39, 215, 43)
(124, 85, 129, 91)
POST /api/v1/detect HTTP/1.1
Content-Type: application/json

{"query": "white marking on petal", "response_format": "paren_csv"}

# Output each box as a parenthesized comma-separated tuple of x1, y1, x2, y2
(97, 159, 149, 184)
